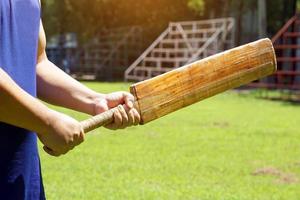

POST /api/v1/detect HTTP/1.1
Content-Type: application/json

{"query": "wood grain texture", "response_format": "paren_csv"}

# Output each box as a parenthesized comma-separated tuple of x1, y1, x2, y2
(131, 38, 277, 124)
(80, 106, 120, 133)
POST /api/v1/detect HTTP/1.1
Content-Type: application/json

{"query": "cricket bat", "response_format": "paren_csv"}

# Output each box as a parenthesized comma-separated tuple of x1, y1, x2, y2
(81, 38, 277, 133)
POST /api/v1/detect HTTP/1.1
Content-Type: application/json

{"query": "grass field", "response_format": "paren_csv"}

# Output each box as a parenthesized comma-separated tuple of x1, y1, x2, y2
(40, 82, 300, 200)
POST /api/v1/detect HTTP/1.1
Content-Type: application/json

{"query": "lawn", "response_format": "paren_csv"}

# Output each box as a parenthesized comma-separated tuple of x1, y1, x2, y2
(40, 82, 300, 200)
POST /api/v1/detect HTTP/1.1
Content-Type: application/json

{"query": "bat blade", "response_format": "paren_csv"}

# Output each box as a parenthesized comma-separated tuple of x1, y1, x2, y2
(131, 38, 277, 124)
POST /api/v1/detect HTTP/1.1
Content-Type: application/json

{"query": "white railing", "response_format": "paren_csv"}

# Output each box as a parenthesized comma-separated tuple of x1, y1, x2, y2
(96, 27, 137, 73)
(125, 18, 235, 81)
(124, 27, 171, 78)
(187, 18, 235, 63)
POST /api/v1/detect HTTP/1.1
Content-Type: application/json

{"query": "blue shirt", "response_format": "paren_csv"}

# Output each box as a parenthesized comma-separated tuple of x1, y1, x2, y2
(0, 0, 45, 199)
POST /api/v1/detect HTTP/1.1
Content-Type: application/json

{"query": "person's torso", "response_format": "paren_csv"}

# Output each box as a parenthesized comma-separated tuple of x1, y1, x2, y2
(0, 0, 45, 199)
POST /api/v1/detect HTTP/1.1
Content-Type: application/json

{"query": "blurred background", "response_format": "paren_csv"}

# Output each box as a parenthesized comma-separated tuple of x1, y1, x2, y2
(42, 0, 296, 44)
(40, 1, 300, 199)
(41, 0, 297, 81)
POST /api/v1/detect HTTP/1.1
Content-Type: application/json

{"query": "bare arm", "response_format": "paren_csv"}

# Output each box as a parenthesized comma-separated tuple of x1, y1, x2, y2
(0, 68, 53, 134)
(36, 22, 140, 129)
(0, 19, 85, 157)
(36, 23, 100, 115)
(37, 58, 101, 115)
(0, 68, 84, 156)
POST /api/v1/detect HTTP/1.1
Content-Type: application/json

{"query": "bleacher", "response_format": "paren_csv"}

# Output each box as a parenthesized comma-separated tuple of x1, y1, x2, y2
(124, 18, 235, 82)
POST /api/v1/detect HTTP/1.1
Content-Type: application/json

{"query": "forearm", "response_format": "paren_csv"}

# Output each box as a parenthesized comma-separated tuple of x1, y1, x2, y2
(36, 59, 102, 115)
(0, 68, 54, 134)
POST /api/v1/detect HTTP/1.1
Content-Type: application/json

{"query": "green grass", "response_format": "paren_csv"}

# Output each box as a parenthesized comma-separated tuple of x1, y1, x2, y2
(40, 82, 300, 200)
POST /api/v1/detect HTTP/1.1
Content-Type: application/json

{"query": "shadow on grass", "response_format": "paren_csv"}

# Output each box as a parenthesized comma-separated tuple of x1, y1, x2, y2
(235, 89, 300, 106)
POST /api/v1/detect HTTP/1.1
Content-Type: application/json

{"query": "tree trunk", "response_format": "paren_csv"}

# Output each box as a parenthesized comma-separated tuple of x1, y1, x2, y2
(258, 0, 267, 38)
(222, 0, 230, 17)
(236, 1, 244, 45)
(293, 0, 297, 14)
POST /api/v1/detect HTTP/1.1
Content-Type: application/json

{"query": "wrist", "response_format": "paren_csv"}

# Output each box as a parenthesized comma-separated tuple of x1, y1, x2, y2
(90, 93, 107, 116)
(71, 90, 105, 115)
(35, 108, 57, 136)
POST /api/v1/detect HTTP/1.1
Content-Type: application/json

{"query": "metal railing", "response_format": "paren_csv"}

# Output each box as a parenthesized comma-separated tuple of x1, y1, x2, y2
(125, 18, 235, 82)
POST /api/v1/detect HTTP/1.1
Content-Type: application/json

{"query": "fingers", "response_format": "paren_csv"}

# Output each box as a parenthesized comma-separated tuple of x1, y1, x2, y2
(43, 145, 75, 157)
(125, 106, 141, 126)
(118, 105, 129, 128)
(43, 146, 61, 157)
(74, 128, 85, 146)
(106, 105, 140, 130)
(109, 106, 123, 130)
(106, 105, 128, 130)
(42, 130, 84, 157)
(105, 92, 134, 109)
(117, 93, 140, 126)
(127, 108, 135, 126)
(132, 109, 141, 126)
(39, 112, 87, 157)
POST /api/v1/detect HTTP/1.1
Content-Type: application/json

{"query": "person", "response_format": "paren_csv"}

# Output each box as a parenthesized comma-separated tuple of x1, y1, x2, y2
(0, 0, 140, 199)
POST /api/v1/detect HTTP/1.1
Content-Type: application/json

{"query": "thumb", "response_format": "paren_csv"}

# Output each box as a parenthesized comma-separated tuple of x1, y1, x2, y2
(123, 93, 134, 109)
(94, 98, 109, 114)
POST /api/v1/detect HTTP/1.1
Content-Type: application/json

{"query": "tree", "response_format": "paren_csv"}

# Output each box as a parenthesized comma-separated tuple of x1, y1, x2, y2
(42, 0, 197, 43)
(188, 0, 205, 15)
(258, 0, 267, 38)
(41, 0, 297, 45)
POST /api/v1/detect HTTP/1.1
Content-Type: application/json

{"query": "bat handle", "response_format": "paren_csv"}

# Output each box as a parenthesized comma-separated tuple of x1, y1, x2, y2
(80, 106, 121, 133)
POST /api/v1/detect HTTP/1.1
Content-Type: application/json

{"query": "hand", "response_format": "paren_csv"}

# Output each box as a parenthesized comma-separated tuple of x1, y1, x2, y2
(38, 110, 85, 157)
(93, 92, 140, 130)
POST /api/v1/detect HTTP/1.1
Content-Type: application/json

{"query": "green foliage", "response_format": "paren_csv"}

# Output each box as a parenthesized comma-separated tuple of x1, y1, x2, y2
(42, 0, 196, 42)
(41, 82, 300, 200)
(187, 0, 257, 18)
(42, 0, 297, 45)
(266, 0, 297, 35)
(187, 0, 205, 14)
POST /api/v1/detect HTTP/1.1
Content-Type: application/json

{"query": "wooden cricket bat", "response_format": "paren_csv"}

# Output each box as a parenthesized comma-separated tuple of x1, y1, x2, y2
(81, 38, 277, 133)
